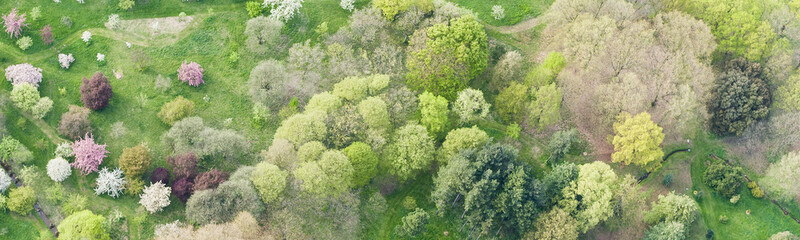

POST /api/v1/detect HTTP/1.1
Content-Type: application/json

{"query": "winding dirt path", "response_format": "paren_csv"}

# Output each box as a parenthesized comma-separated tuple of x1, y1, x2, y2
(485, 16, 543, 34)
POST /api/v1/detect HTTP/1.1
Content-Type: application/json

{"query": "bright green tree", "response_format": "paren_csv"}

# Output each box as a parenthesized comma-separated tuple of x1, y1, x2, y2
(643, 221, 686, 240)
(274, 109, 328, 146)
(611, 112, 665, 172)
(419, 92, 449, 135)
(249, 162, 288, 204)
(438, 126, 489, 164)
(529, 83, 562, 130)
(357, 97, 391, 131)
(58, 210, 110, 240)
(305, 92, 343, 113)
(528, 207, 579, 240)
(158, 96, 194, 125)
(7, 186, 35, 215)
(495, 82, 529, 123)
(760, 151, 800, 202)
(406, 15, 488, 100)
(297, 141, 326, 162)
(342, 142, 378, 188)
(394, 208, 429, 238)
(644, 192, 699, 225)
(293, 150, 354, 197)
(560, 161, 618, 233)
(387, 124, 435, 181)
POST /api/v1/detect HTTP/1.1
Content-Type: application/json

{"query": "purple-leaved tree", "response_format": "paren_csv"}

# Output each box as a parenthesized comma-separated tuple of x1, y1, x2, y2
(2, 8, 28, 39)
(40, 25, 53, 45)
(69, 133, 109, 175)
(177, 61, 204, 87)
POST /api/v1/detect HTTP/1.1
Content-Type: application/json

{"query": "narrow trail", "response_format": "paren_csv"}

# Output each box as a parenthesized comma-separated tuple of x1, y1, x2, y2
(709, 154, 800, 225)
(1, 162, 59, 237)
(485, 16, 543, 34)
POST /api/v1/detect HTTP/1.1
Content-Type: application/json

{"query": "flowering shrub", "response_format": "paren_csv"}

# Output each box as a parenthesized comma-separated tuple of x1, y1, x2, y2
(47, 157, 72, 182)
(59, 53, 75, 69)
(177, 61, 204, 87)
(139, 181, 171, 213)
(4, 63, 42, 87)
(69, 133, 108, 175)
(2, 8, 28, 39)
(95, 167, 126, 198)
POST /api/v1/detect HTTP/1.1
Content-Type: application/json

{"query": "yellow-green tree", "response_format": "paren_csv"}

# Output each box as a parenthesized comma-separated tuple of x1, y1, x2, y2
(611, 112, 665, 172)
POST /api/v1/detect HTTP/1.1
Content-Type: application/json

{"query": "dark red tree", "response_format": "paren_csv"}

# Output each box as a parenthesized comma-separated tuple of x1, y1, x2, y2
(172, 177, 194, 203)
(80, 72, 113, 110)
(193, 169, 228, 191)
(150, 167, 170, 185)
(40, 25, 53, 45)
(167, 153, 198, 179)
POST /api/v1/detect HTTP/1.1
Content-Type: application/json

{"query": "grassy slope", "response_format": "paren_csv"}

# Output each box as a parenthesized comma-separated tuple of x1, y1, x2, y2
(449, 0, 554, 26)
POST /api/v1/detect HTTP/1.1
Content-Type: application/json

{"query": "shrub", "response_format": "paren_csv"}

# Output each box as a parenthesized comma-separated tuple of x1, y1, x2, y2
(150, 167, 170, 185)
(249, 162, 288, 204)
(2, 8, 28, 38)
(58, 53, 75, 69)
(80, 72, 113, 110)
(140, 182, 171, 213)
(4, 63, 42, 86)
(0, 136, 32, 165)
(495, 82, 529, 123)
(70, 133, 108, 175)
(246, 1, 264, 18)
(107, 14, 120, 29)
(703, 163, 744, 198)
(125, 178, 145, 196)
(54, 142, 73, 158)
(718, 215, 728, 223)
(57, 210, 109, 240)
(10, 83, 40, 112)
(8, 186, 35, 215)
(644, 221, 686, 240)
(662, 174, 673, 187)
(194, 169, 228, 191)
(491, 5, 505, 20)
(81, 31, 91, 44)
(730, 195, 740, 204)
(95, 168, 126, 198)
(0, 169, 10, 193)
(505, 123, 521, 139)
(118, 0, 134, 10)
(357, 97, 391, 131)
(769, 231, 800, 240)
(167, 153, 198, 179)
(31, 97, 53, 119)
(325, 105, 366, 148)
(119, 145, 152, 178)
(158, 96, 194, 125)
(58, 105, 92, 140)
(402, 196, 417, 210)
(171, 177, 194, 203)
(752, 184, 764, 198)
(177, 61, 204, 87)
(260, 138, 298, 169)
(40, 25, 53, 45)
(132, 50, 151, 72)
(439, 126, 489, 164)
(185, 180, 264, 225)
(47, 157, 72, 182)
(644, 192, 699, 225)
(387, 123, 435, 181)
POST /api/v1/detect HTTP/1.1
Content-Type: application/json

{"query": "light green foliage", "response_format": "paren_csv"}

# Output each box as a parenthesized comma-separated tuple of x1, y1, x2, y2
(58, 210, 110, 240)
(158, 96, 195, 125)
(29, 7, 40, 21)
(760, 151, 800, 202)
(644, 192, 699, 225)
(495, 82, 529, 123)
(342, 142, 378, 187)
(547, 129, 576, 163)
(10, 83, 41, 113)
(406, 15, 488, 100)
(185, 180, 265, 225)
(31, 97, 53, 119)
(246, 1, 264, 18)
(357, 97, 391, 131)
(387, 124, 435, 181)
(260, 138, 298, 169)
(0, 136, 32, 165)
(294, 150, 354, 197)
(394, 208, 429, 238)
(368, 75, 390, 95)
(250, 162, 288, 204)
(16, 36, 32, 50)
(680, 0, 776, 61)
(305, 92, 342, 113)
(643, 221, 686, 240)
(402, 196, 417, 210)
(777, 74, 800, 111)
(7, 186, 35, 215)
(0, 195, 6, 211)
(529, 207, 579, 240)
(419, 92, 449, 134)
(119, 145, 152, 179)
(333, 75, 375, 102)
(438, 126, 488, 164)
(611, 112, 665, 172)
(118, 0, 135, 10)
(453, 88, 491, 124)
(62, 194, 88, 216)
(373, 0, 431, 20)
(525, 52, 566, 88)
(529, 83, 562, 129)
(245, 17, 284, 54)
(274, 109, 328, 146)
(297, 141, 326, 162)
(560, 161, 618, 233)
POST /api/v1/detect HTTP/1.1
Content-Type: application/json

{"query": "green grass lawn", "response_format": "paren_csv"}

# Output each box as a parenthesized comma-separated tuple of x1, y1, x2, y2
(449, 0, 555, 26)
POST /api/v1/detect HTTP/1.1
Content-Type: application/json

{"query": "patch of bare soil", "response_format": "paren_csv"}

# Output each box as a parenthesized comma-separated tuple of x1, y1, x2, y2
(105, 15, 198, 45)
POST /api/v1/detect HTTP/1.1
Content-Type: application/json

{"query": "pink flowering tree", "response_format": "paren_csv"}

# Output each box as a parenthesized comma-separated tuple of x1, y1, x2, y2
(5, 63, 43, 87)
(40, 25, 53, 45)
(2, 8, 28, 39)
(177, 61, 204, 87)
(69, 133, 109, 175)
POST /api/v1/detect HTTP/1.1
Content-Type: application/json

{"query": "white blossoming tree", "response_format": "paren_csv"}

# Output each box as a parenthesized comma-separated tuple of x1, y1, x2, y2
(81, 31, 92, 44)
(5, 63, 43, 87)
(139, 181, 171, 213)
(340, 0, 354, 11)
(97, 53, 105, 62)
(47, 157, 72, 182)
(0, 168, 11, 193)
(58, 53, 75, 69)
(95, 167, 126, 198)
(263, 0, 304, 22)
(453, 88, 491, 124)
(55, 142, 73, 158)
(492, 5, 505, 20)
